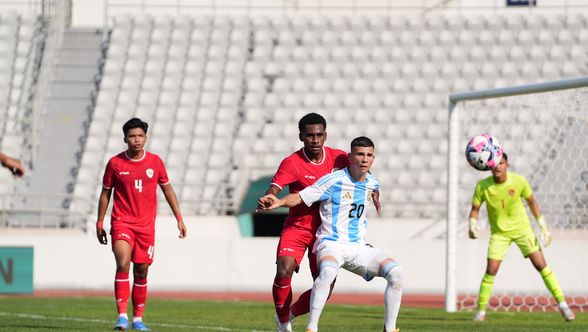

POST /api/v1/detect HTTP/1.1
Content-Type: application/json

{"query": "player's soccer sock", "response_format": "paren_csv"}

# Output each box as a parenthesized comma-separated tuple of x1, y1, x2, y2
(114, 271, 130, 315)
(272, 276, 293, 323)
(307, 262, 339, 332)
(539, 266, 565, 303)
(132, 277, 148, 319)
(290, 288, 311, 318)
(383, 262, 403, 332)
(477, 273, 495, 312)
(291, 278, 337, 319)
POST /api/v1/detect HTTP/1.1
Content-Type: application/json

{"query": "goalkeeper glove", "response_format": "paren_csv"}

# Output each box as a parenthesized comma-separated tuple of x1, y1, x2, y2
(536, 216, 552, 247)
(468, 218, 478, 239)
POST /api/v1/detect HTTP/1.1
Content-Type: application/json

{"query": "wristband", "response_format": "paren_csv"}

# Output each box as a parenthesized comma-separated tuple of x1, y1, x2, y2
(175, 213, 183, 223)
(96, 220, 103, 229)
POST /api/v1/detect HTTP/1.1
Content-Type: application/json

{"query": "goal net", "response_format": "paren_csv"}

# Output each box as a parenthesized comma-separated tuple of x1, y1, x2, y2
(445, 77, 588, 313)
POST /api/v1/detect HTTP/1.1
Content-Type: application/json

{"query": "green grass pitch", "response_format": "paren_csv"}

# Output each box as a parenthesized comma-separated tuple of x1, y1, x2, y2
(0, 296, 585, 331)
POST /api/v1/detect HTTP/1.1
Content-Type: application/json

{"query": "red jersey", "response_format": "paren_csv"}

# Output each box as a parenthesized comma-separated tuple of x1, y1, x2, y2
(271, 146, 348, 231)
(102, 151, 169, 227)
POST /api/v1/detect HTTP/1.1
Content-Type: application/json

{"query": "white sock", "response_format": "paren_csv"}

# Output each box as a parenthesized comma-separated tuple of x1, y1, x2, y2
(559, 301, 569, 309)
(307, 263, 339, 331)
(118, 313, 128, 319)
(133, 317, 142, 323)
(384, 265, 403, 332)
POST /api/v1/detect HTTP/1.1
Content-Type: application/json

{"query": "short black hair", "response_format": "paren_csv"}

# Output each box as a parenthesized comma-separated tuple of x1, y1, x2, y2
(122, 118, 148, 136)
(502, 152, 508, 161)
(298, 113, 326, 132)
(351, 136, 375, 149)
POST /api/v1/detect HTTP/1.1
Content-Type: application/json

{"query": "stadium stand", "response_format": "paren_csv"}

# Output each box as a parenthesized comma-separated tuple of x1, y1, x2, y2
(1, 5, 586, 225)
(70, 12, 588, 221)
(0, 10, 49, 228)
(0, 11, 43, 194)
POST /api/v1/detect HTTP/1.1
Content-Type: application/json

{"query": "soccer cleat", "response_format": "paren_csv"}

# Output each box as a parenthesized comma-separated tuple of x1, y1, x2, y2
(273, 314, 292, 332)
(131, 321, 151, 331)
(382, 328, 400, 332)
(559, 306, 575, 322)
(304, 330, 316, 332)
(473, 311, 486, 322)
(114, 316, 128, 330)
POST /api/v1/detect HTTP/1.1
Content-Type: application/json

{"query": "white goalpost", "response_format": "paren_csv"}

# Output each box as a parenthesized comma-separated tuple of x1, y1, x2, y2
(446, 76, 588, 313)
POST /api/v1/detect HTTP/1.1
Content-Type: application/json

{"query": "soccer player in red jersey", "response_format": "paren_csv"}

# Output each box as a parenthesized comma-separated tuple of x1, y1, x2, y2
(96, 118, 187, 331)
(259, 113, 381, 332)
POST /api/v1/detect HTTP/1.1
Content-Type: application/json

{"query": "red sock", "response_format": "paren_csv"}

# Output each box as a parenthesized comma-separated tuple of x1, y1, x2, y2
(132, 277, 148, 318)
(272, 276, 292, 323)
(114, 272, 130, 315)
(291, 288, 312, 317)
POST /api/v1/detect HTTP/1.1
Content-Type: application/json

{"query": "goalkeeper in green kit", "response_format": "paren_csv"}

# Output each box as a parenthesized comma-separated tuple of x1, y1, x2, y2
(468, 153, 575, 322)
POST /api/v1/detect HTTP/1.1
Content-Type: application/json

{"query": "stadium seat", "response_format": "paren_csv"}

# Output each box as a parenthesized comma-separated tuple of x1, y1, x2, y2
(504, 14, 525, 30)
(476, 30, 494, 46)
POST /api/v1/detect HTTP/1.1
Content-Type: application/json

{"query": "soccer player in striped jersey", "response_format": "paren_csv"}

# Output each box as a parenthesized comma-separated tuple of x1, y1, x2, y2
(259, 136, 402, 332)
(468, 153, 574, 322)
(259, 113, 350, 332)
(96, 118, 187, 331)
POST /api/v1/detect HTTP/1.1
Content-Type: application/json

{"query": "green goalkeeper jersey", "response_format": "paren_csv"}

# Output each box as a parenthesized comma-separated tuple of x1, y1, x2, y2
(472, 172, 533, 234)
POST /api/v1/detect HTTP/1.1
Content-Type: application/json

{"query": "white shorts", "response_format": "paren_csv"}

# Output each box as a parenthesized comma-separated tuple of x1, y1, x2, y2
(314, 240, 390, 281)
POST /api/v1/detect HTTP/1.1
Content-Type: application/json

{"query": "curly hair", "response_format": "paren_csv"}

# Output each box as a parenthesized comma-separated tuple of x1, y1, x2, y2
(298, 113, 327, 132)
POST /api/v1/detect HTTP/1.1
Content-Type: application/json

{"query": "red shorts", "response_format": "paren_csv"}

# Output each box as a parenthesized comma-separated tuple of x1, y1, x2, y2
(110, 222, 155, 264)
(277, 225, 319, 278)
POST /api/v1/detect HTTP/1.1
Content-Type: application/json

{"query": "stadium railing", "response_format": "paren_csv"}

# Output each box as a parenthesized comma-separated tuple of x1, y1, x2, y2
(0, 192, 89, 229)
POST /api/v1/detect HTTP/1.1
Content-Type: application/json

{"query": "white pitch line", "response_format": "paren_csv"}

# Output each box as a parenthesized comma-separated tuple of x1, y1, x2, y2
(0, 311, 272, 332)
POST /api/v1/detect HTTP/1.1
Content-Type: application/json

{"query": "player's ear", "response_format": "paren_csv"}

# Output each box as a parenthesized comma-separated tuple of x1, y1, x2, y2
(298, 132, 304, 142)
(324, 131, 328, 141)
(123, 136, 128, 143)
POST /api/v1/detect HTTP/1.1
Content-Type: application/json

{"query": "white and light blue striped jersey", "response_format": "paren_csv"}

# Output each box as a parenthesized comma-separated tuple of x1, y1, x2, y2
(299, 168, 379, 244)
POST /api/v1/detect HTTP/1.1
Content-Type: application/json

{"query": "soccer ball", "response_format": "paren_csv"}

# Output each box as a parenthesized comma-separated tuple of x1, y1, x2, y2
(465, 134, 503, 171)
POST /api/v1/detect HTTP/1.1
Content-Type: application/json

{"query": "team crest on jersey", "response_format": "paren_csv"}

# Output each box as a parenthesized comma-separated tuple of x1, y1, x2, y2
(508, 189, 515, 197)
(367, 190, 373, 202)
(146, 168, 154, 179)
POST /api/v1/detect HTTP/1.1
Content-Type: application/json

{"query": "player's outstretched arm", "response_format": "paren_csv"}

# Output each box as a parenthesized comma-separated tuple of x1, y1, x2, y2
(526, 195, 551, 246)
(96, 188, 112, 245)
(0, 152, 24, 177)
(258, 193, 302, 210)
(468, 204, 480, 239)
(161, 183, 187, 238)
(257, 184, 281, 211)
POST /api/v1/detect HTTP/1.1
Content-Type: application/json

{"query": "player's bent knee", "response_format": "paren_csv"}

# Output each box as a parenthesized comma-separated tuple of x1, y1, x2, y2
(276, 259, 297, 277)
(315, 261, 339, 289)
(383, 262, 403, 288)
(276, 266, 296, 278)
